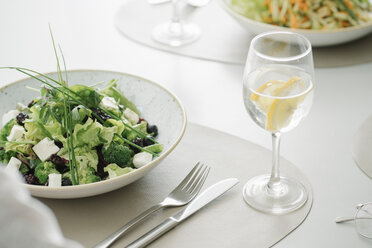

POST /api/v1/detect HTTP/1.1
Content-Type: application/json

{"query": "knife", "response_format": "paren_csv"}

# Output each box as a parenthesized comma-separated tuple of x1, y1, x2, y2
(125, 178, 239, 248)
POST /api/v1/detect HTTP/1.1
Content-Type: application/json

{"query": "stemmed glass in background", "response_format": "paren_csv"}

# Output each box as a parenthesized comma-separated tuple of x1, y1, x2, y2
(152, 0, 201, 47)
(242, 31, 314, 214)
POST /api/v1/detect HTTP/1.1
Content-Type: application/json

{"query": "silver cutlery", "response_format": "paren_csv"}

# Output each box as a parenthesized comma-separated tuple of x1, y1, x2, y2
(125, 178, 239, 248)
(94, 162, 210, 248)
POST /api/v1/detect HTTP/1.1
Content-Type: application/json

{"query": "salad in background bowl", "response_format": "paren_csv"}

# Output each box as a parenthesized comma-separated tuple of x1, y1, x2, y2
(0, 70, 186, 198)
(218, 0, 372, 46)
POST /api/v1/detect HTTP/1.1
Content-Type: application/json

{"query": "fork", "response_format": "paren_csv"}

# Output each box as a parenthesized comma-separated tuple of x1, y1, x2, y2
(94, 162, 210, 248)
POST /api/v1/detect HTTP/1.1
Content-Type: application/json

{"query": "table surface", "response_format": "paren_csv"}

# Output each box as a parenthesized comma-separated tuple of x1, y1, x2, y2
(0, 0, 371, 247)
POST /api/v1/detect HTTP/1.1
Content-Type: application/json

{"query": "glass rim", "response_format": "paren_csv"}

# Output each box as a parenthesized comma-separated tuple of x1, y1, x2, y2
(250, 31, 312, 62)
(354, 202, 372, 239)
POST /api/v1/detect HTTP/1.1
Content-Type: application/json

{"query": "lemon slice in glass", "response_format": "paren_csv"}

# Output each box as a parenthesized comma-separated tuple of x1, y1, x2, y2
(251, 76, 306, 132)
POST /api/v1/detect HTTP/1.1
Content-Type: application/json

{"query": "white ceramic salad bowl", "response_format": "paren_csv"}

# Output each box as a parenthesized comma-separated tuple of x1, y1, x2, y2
(218, 0, 372, 46)
(0, 70, 187, 199)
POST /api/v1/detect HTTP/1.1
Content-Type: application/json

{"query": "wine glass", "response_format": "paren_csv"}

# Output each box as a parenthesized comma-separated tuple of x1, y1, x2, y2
(242, 31, 314, 214)
(152, 0, 201, 47)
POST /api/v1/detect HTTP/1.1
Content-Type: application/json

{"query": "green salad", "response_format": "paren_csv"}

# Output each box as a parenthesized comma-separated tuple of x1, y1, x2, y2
(0, 28, 162, 187)
(231, 0, 372, 30)
(0, 78, 162, 187)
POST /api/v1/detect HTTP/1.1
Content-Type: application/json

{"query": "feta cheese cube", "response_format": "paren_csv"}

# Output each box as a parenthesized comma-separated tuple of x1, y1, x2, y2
(48, 173, 62, 187)
(32, 137, 60, 162)
(7, 125, 25, 141)
(2, 110, 20, 126)
(6, 157, 22, 172)
(133, 152, 152, 168)
(124, 108, 139, 125)
(100, 96, 119, 110)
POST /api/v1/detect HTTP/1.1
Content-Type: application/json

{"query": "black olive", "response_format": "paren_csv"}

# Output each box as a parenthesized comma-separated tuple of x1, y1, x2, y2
(143, 137, 155, 146)
(50, 154, 69, 173)
(62, 178, 72, 186)
(16, 112, 29, 126)
(54, 141, 63, 148)
(92, 108, 112, 122)
(130, 138, 144, 153)
(147, 125, 158, 137)
(96, 145, 109, 179)
(24, 174, 40, 185)
(27, 100, 35, 108)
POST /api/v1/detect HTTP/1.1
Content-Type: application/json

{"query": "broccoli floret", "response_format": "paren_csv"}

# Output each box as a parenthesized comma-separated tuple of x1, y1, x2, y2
(19, 163, 30, 175)
(78, 167, 100, 184)
(34, 161, 60, 184)
(0, 119, 17, 163)
(0, 149, 17, 164)
(29, 158, 42, 169)
(102, 142, 133, 167)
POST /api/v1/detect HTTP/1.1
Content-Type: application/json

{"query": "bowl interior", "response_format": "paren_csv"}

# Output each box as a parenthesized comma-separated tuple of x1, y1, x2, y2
(0, 70, 186, 198)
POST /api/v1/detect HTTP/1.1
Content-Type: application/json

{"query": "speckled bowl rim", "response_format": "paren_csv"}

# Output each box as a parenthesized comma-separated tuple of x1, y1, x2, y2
(218, 0, 372, 34)
(0, 69, 187, 193)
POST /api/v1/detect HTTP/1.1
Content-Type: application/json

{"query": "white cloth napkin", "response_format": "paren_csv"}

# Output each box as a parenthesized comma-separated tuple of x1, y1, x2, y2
(0, 167, 83, 248)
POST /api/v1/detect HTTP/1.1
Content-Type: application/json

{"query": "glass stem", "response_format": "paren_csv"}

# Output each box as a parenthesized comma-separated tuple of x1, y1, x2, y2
(267, 132, 283, 196)
(168, 0, 183, 35)
(171, 0, 181, 24)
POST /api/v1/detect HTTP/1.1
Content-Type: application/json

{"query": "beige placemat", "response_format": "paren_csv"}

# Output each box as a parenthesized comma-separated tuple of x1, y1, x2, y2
(40, 123, 312, 248)
(114, 0, 372, 68)
(352, 115, 372, 178)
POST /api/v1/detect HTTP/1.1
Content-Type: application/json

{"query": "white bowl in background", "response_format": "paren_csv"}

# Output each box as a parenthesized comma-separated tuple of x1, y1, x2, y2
(218, 0, 372, 46)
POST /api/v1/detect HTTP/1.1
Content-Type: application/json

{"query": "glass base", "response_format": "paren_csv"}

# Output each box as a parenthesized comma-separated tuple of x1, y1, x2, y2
(152, 21, 201, 47)
(243, 174, 307, 214)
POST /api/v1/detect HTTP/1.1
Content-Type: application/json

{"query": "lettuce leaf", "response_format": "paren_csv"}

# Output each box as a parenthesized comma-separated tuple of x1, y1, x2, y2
(104, 163, 133, 179)
(69, 84, 103, 108)
(107, 119, 125, 136)
(99, 126, 117, 148)
(71, 105, 91, 127)
(0, 119, 16, 141)
(0, 119, 31, 158)
(5, 138, 33, 155)
(24, 105, 63, 142)
(73, 118, 102, 148)
(73, 118, 117, 148)
(60, 146, 100, 184)
(123, 121, 148, 141)
(100, 80, 140, 115)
